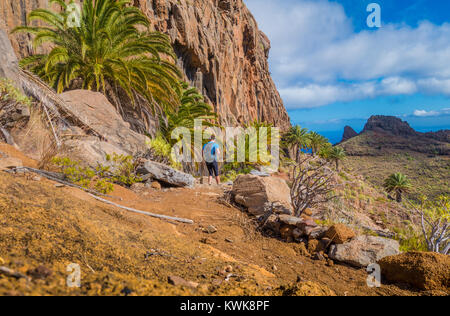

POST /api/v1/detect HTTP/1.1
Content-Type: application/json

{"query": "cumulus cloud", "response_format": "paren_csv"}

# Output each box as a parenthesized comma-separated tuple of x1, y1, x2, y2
(413, 110, 440, 117)
(245, 0, 450, 108)
(413, 108, 450, 117)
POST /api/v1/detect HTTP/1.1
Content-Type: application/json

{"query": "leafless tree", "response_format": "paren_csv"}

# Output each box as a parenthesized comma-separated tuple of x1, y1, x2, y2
(290, 154, 337, 217)
(408, 198, 449, 254)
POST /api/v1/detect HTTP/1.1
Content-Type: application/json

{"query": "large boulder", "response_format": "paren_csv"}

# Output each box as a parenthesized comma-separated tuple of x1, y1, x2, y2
(379, 252, 450, 292)
(137, 160, 195, 188)
(63, 139, 129, 168)
(329, 235, 400, 268)
(59, 90, 149, 156)
(0, 27, 19, 84)
(232, 174, 293, 216)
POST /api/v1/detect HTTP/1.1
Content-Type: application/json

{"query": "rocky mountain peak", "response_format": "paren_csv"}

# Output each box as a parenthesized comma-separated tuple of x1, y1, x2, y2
(341, 126, 358, 142)
(362, 115, 417, 137)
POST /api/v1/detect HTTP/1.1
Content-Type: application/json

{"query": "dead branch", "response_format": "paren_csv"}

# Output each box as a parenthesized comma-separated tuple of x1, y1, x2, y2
(290, 154, 336, 217)
(87, 194, 194, 225)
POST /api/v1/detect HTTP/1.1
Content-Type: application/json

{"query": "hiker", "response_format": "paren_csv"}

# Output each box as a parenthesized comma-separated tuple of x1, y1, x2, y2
(203, 135, 221, 185)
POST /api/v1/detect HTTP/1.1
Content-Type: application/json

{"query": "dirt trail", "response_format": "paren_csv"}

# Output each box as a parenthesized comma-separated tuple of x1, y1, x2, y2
(0, 147, 420, 296)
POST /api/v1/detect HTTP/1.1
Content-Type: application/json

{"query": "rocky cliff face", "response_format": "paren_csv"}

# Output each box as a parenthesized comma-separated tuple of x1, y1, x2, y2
(340, 126, 358, 143)
(362, 116, 417, 137)
(0, 0, 290, 129)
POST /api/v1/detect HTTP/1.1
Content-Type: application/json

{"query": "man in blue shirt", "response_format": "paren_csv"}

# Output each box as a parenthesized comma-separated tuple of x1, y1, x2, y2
(203, 135, 221, 185)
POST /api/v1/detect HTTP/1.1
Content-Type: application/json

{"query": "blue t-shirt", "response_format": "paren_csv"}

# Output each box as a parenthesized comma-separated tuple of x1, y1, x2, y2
(203, 141, 219, 162)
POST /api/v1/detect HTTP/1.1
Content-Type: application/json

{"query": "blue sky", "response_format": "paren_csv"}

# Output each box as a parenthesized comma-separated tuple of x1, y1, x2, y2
(245, 0, 450, 143)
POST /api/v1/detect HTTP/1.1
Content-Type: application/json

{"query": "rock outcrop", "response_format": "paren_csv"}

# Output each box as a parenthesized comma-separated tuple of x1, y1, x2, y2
(232, 174, 293, 216)
(340, 126, 358, 143)
(137, 160, 195, 188)
(60, 90, 149, 156)
(0, 25, 20, 86)
(362, 116, 417, 137)
(329, 235, 400, 268)
(378, 252, 450, 293)
(0, 0, 291, 129)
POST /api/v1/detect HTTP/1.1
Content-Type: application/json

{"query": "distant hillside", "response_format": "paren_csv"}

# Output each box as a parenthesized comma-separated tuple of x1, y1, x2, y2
(340, 116, 450, 200)
(340, 116, 450, 156)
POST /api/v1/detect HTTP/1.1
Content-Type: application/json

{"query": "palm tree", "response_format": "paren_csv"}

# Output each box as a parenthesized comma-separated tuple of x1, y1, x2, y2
(328, 146, 346, 171)
(308, 131, 328, 155)
(162, 81, 217, 143)
(384, 173, 412, 203)
(13, 0, 181, 120)
(283, 125, 309, 162)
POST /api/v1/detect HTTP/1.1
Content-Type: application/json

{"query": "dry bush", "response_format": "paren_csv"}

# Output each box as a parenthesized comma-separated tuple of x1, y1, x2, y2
(290, 154, 337, 217)
(11, 106, 59, 165)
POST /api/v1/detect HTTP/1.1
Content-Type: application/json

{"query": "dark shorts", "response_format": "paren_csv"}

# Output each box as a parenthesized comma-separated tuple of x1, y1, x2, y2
(206, 161, 219, 177)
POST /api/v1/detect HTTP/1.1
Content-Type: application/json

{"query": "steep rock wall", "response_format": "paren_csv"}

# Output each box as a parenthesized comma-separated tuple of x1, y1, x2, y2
(0, 0, 290, 129)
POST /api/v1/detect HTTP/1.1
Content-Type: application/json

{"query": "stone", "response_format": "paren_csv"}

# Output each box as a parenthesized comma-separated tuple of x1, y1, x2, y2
(204, 225, 218, 234)
(324, 224, 356, 244)
(60, 90, 149, 156)
(63, 138, 129, 168)
(138, 160, 195, 188)
(292, 228, 303, 240)
(263, 214, 281, 233)
(151, 181, 162, 190)
(0, 27, 20, 85)
(232, 174, 293, 216)
(378, 252, 450, 292)
(329, 235, 400, 268)
(308, 227, 328, 240)
(0, 157, 22, 170)
(168, 275, 199, 289)
(298, 219, 318, 236)
(278, 215, 304, 227)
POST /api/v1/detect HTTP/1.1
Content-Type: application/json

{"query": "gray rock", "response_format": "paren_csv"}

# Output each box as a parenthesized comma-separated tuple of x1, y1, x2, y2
(232, 174, 293, 216)
(250, 170, 270, 177)
(59, 90, 150, 156)
(138, 160, 195, 188)
(0, 28, 20, 85)
(278, 214, 304, 226)
(308, 227, 328, 239)
(329, 235, 400, 268)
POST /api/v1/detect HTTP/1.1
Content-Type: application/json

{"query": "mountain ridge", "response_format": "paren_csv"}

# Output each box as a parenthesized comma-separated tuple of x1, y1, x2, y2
(340, 115, 450, 156)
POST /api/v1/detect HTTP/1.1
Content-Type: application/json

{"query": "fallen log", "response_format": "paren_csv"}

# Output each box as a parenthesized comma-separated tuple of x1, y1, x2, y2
(87, 194, 194, 225)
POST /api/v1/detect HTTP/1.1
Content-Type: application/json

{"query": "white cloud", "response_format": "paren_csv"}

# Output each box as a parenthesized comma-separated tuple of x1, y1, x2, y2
(413, 108, 450, 117)
(413, 110, 440, 117)
(245, 0, 450, 108)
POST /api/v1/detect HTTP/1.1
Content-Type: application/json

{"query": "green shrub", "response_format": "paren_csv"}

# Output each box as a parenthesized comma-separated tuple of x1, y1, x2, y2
(106, 153, 142, 186)
(0, 78, 31, 106)
(52, 153, 142, 194)
(393, 226, 427, 252)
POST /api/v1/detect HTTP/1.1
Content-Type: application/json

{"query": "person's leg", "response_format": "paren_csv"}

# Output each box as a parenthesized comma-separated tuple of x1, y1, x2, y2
(206, 163, 214, 185)
(213, 161, 220, 185)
